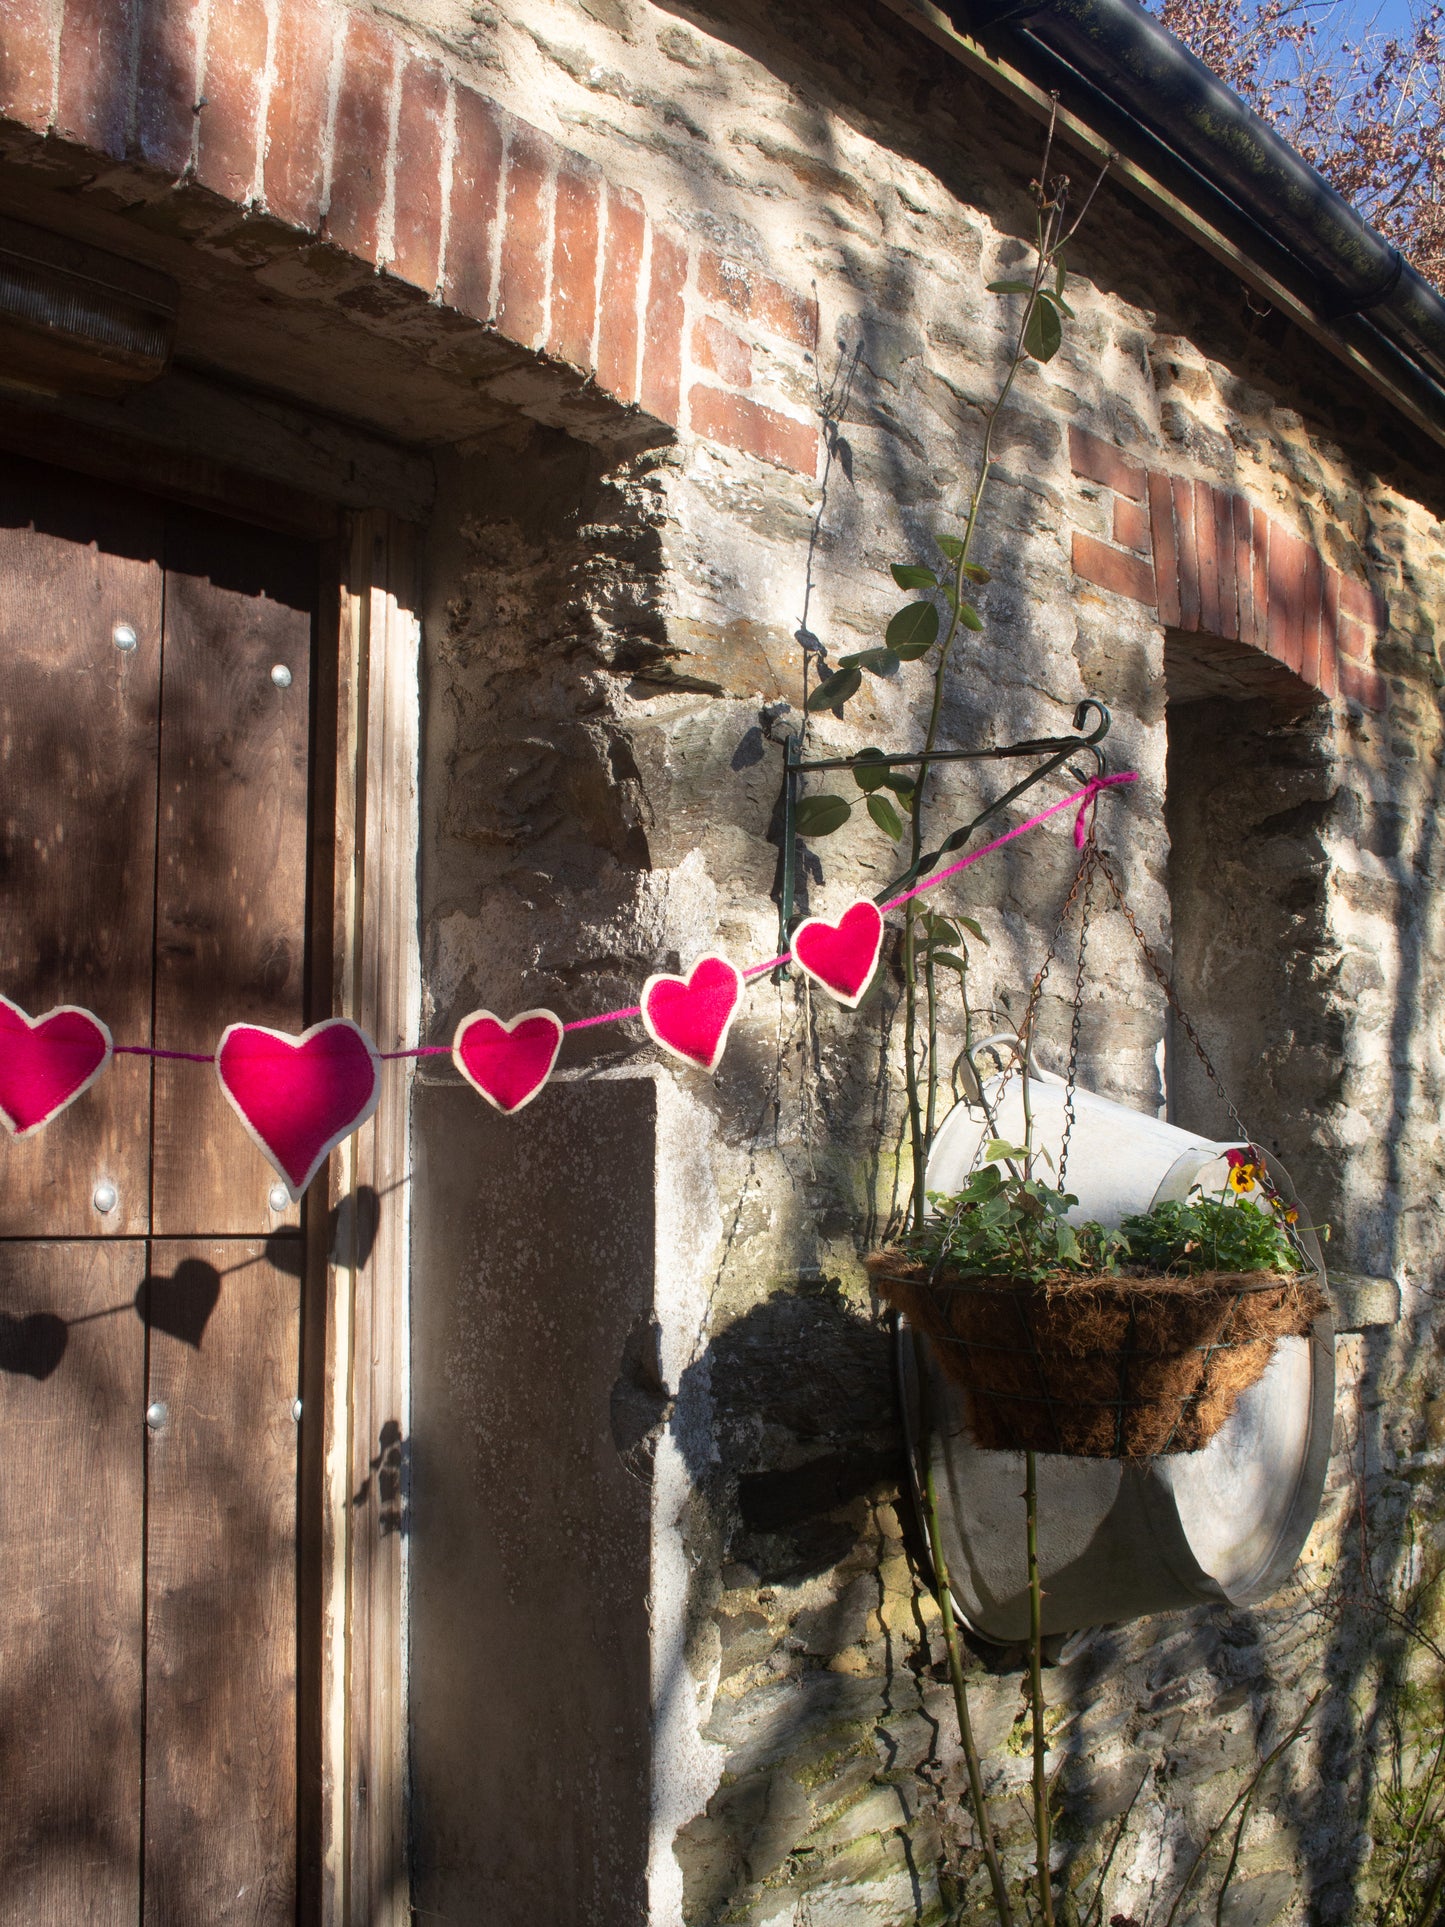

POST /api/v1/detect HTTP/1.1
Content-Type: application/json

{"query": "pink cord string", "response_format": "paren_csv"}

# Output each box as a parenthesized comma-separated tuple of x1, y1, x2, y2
(92, 772, 1136, 1060)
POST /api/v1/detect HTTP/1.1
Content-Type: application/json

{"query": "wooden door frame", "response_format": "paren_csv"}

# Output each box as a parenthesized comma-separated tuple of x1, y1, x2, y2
(310, 515, 419, 1927)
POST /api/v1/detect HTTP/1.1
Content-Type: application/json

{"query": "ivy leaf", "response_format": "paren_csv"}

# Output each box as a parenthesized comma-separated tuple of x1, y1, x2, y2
(882, 769, 916, 796)
(867, 793, 903, 840)
(958, 601, 985, 631)
(839, 646, 900, 676)
(987, 278, 1036, 295)
(891, 563, 938, 590)
(795, 793, 852, 837)
(806, 664, 863, 713)
(963, 563, 992, 584)
(852, 749, 889, 793)
(886, 601, 940, 659)
(1023, 297, 1063, 362)
(938, 533, 966, 562)
(958, 915, 989, 945)
(985, 1138, 1030, 1162)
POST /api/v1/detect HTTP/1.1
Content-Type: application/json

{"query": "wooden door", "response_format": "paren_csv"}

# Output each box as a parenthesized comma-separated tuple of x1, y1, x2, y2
(0, 457, 319, 1924)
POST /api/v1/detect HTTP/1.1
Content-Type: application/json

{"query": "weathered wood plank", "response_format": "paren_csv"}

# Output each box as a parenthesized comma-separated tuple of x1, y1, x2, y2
(0, 1239, 146, 1924)
(142, 1236, 302, 1927)
(150, 509, 316, 1236)
(0, 454, 162, 1237)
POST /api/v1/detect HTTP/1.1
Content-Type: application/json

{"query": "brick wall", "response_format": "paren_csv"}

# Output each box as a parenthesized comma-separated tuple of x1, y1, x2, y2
(0, 0, 820, 477)
(1068, 425, 1389, 711)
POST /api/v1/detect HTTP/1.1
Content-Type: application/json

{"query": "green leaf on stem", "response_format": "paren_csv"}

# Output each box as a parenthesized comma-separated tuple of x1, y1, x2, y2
(987, 279, 1036, 295)
(806, 664, 863, 712)
(958, 915, 989, 945)
(985, 1138, 1030, 1161)
(882, 769, 916, 796)
(930, 950, 968, 973)
(922, 914, 959, 942)
(852, 749, 889, 792)
(958, 601, 985, 631)
(1022, 298, 1063, 362)
(868, 793, 904, 840)
(891, 563, 938, 589)
(795, 793, 852, 836)
(886, 601, 940, 659)
(963, 563, 992, 583)
(938, 533, 966, 562)
(1037, 287, 1076, 319)
(839, 646, 900, 675)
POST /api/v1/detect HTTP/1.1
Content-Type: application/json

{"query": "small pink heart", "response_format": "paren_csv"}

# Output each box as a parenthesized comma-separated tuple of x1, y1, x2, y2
(791, 900, 885, 1008)
(0, 994, 113, 1137)
(216, 1019, 381, 1202)
(453, 1008, 564, 1114)
(641, 955, 744, 1072)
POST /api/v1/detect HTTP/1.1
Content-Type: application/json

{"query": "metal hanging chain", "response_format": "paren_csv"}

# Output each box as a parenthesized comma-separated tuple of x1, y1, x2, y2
(1092, 847, 1256, 1152)
(1056, 838, 1097, 1188)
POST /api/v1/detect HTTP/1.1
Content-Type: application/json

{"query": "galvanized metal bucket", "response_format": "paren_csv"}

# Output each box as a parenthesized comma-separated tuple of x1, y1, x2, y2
(899, 1050, 1335, 1641)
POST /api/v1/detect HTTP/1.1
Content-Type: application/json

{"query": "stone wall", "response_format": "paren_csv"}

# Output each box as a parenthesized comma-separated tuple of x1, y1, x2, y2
(398, 1, 1445, 1923)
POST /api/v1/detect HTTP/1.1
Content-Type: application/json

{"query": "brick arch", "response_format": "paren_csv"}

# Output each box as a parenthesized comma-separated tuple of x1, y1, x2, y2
(0, 0, 819, 475)
(1068, 426, 1387, 711)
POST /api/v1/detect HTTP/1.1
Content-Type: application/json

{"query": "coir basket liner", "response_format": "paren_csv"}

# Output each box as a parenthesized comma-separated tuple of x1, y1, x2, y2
(867, 1256, 1327, 1458)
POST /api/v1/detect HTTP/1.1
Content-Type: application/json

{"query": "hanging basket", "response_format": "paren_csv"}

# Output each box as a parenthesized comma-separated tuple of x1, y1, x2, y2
(867, 1255, 1327, 1459)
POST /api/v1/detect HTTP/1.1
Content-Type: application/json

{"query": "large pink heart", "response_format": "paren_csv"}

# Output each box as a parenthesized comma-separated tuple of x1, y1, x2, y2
(216, 1019, 381, 1201)
(641, 955, 744, 1072)
(453, 1008, 564, 1114)
(790, 900, 886, 1009)
(0, 994, 113, 1137)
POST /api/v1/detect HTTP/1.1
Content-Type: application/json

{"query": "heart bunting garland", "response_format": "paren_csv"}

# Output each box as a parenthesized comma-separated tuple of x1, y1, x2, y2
(453, 1008, 564, 1114)
(641, 955, 744, 1072)
(0, 995, 113, 1137)
(216, 1019, 382, 1201)
(790, 900, 886, 1009)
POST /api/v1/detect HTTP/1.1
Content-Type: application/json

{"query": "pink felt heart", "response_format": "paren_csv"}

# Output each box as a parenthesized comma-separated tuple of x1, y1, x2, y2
(0, 994, 113, 1137)
(641, 955, 744, 1072)
(215, 1019, 381, 1202)
(453, 1008, 564, 1115)
(790, 900, 885, 1009)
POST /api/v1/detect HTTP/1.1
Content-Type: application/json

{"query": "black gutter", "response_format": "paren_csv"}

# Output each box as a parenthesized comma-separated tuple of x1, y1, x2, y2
(944, 0, 1445, 431)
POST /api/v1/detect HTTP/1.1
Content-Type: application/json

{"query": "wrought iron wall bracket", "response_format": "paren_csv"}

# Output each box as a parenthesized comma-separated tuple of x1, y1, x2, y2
(775, 698, 1112, 967)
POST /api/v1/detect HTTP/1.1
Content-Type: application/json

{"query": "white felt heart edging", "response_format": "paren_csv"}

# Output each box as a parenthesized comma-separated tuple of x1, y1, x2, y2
(0, 994, 114, 1137)
(451, 1007, 565, 1115)
(640, 954, 745, 1074)
(215, 1017, 383, 1203)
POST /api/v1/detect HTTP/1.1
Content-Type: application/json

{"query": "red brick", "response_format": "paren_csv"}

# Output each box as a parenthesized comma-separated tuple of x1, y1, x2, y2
(596, 182, 645, 405)
(1267, 525, 1307, 675)
(640, 226, 687, 426)
(136, 0, 199, 173)
(696, 249, 815, 349)
(1249, 505, 1270, 655)
(1213, 487, 1239, 639)
(692, 316, 752, 388)
(1147, 472, 1180, 628)
(195, 0, 268, 203)
(1301, 543, 1324, 688)
(1320, 567, 1341, 700)
(391, 56, 448, 294)
(1113, 494, 1150, 554)
(1067, 423, 1147, 501)
(1231, 494, 1253, 648)
(689, 385, 818, 475)
(324, 10, 395, 266)
(1338, 616, 1367, 662)
(497, 121, 551, 351)
(1, 0, 56, 130)
(1194, 481, 1221, 636)
(548, 160, 600, 368)
(57, 0, 134, 156)
(1339, 654, 1387, 711)
(1173, 476, 1199, 631)
(262, 0, 333, 231)
(1339, 574, 1387, 634)
(444, 84, 504, 319)
(1072, 532, 1157, 605)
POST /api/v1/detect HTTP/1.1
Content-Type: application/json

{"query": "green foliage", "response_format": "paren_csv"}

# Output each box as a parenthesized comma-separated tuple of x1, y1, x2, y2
(1117, 1194, 1305, 1275)
(851, 748, 890, 792)
(867, 793, 903, 840)
(904, 1171, 1304, 1281)
(886, 601, 940, 658)
(794, 792, 851, 836)
(1022, 296, 1063, 362)
(805, 664, 861, 713)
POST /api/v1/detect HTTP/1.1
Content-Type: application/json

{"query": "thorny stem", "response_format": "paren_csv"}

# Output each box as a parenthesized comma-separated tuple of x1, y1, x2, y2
(1026, 1450, 1055, 1927)
(922, 1411, 1016, 1927)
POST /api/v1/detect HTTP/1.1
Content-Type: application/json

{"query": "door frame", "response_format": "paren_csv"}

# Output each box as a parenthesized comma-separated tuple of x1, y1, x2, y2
(0, 420, 420, 1927)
